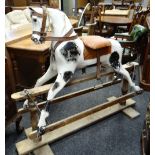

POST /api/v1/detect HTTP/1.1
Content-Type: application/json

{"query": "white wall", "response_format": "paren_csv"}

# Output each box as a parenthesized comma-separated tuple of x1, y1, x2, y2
(62, 0, 76, 16)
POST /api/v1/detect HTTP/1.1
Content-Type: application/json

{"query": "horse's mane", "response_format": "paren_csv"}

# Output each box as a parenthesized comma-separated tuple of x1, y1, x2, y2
(47, 8, 73, 37)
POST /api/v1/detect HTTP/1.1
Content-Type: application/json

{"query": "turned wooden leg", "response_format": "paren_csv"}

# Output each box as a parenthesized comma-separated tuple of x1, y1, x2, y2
(121, 79, 129, 105)
(16, 115, 24, 134)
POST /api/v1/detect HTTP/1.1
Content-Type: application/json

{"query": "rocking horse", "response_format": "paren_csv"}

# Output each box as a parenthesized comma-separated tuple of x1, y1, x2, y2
(23, 6, 141, 137)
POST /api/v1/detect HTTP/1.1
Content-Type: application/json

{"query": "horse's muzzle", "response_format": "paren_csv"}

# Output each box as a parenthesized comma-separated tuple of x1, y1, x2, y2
(39, 36, 45, 43)
(31, 36, 44, 44)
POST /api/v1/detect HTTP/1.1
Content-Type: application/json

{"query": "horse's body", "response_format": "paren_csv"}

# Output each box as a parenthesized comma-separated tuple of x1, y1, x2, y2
(24, 7, 141, 135)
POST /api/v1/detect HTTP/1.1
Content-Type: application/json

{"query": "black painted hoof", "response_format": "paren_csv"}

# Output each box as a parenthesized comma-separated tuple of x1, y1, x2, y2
(16, 126, 24, 134)
(37, 126, 45, 137)
(136, 88, 144, 94)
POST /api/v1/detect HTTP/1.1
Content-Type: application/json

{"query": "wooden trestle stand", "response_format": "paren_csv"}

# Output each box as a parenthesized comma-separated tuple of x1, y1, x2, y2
(11, 63, 142, 155)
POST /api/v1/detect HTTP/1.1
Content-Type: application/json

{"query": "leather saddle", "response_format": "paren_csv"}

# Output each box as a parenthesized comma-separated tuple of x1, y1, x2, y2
(80, 36, 112, 79)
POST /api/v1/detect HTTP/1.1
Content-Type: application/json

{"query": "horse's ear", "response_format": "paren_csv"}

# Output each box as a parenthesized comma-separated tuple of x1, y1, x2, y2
(42, 6, 47, 13)
(29, 7, 35, 13)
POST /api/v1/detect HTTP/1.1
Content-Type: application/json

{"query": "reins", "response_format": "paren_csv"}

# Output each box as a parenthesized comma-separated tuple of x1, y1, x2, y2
(32, 7, 78, 50)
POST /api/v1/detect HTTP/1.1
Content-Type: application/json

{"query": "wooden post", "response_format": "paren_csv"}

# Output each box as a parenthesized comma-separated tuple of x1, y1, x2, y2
(96, 52, 101, 80)
(15, 115, 24, 134)
(30, 107, 38, 131)
(121, 79, 129, 105)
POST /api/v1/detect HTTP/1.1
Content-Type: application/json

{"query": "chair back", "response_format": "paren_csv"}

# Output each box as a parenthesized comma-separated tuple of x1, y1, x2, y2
(76, 3, 97, 35)
(130, 24, 148, 42)
(139, 9, 150, 26)
(129, 9, 149, 32)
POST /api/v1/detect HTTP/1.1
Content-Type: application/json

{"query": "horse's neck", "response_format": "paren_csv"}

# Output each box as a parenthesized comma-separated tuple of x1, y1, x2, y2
(48, 9, 73, 37)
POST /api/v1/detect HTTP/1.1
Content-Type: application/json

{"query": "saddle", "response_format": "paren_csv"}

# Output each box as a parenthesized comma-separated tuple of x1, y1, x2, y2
(80, 36, 112, 79)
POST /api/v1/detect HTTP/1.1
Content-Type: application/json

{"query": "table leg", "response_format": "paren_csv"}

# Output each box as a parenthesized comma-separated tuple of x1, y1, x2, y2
(38, 55, 47, 75)
(10, 53, 20, 89)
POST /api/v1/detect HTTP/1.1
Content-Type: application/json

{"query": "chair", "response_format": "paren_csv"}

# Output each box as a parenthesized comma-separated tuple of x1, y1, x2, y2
(116, 3, 135, 33)
(94, 5, 114, 37)
(74, 3, 97, 36)
(114, 24, 149, 64)
(129, 9, 149, 32)
(117, 8, 149, 34)
(112, 0, 133, 10)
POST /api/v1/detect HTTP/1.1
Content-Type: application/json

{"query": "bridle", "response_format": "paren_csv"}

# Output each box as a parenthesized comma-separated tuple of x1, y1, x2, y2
(31, 7, 78, 50)
(32, 8, 48, 37)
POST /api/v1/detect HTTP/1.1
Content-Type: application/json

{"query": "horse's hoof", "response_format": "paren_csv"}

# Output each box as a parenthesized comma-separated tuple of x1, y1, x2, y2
(132, 85, 141, 92)
(23, 100, 29, 109)
(136, 88, 143, 94)
(37, 126, 45, 137)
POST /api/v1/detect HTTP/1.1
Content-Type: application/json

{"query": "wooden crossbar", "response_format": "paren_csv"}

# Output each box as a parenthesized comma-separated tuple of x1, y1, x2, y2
(11, 63, 135, 101)
(18, 79, 122, 115)
(16, 96, 138, 155)
(11, 70, 114, 101)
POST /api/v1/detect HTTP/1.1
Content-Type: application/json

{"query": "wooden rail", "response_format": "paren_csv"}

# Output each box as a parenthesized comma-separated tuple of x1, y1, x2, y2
(28, 91, 142, 140)
(16, 92, 142, 155)
(18, 79, 122, 115)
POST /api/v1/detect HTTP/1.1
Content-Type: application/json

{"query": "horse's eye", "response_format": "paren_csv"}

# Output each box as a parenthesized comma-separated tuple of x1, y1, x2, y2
(33, 18, 37, 22)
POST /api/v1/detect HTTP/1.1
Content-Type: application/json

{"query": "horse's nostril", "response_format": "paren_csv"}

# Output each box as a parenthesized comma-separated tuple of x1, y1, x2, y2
(33, 18, 37, 22)
(34, 38, 38, 42)
(39, 37, 44, 43)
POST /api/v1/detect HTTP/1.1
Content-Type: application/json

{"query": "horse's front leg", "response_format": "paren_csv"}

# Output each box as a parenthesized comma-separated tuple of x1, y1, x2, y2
(23, 62, 57, 109)
(37, 70, 74, 136)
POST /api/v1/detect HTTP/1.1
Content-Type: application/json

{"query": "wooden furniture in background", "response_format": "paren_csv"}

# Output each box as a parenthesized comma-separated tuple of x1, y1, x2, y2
(114, 24, 148, 64)
(26, 0, 49, 6)
(5, 49, 23, 133)
(140, 15, 150, 91)
(77, 0, 88, 8)
(6, 24, 51, 89)
(5, 0, 28, 6)
(6, 37, 51, 89)
(104, 9, 130, 17)
(96, 15, 132, 36)
(26, 0, 60, 8)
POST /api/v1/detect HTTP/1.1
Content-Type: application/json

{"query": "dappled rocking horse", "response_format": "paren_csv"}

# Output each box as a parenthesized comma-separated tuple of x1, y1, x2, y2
(23, 6, 142, 137)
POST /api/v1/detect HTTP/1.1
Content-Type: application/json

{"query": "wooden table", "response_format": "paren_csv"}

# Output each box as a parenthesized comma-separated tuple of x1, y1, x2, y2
(97, 15, 132, 35)
(98, 16, 132, 26)
(103, 9, 129, 17)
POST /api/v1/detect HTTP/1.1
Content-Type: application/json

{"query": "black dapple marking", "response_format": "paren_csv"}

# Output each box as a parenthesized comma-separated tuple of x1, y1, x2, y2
(109, 51, 120, 69)
(61, 42, 80, 61)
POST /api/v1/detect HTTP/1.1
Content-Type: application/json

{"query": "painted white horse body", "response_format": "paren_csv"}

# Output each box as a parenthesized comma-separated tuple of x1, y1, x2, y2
(24, 7, 141, 135)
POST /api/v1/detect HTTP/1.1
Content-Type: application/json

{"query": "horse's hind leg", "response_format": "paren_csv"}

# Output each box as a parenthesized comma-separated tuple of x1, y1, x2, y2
(109, 52, 141, 92)
(37, 69, 74, 136)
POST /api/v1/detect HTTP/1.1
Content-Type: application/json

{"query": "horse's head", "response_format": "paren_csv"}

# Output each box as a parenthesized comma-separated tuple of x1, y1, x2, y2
(29, 6, 50, 44)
